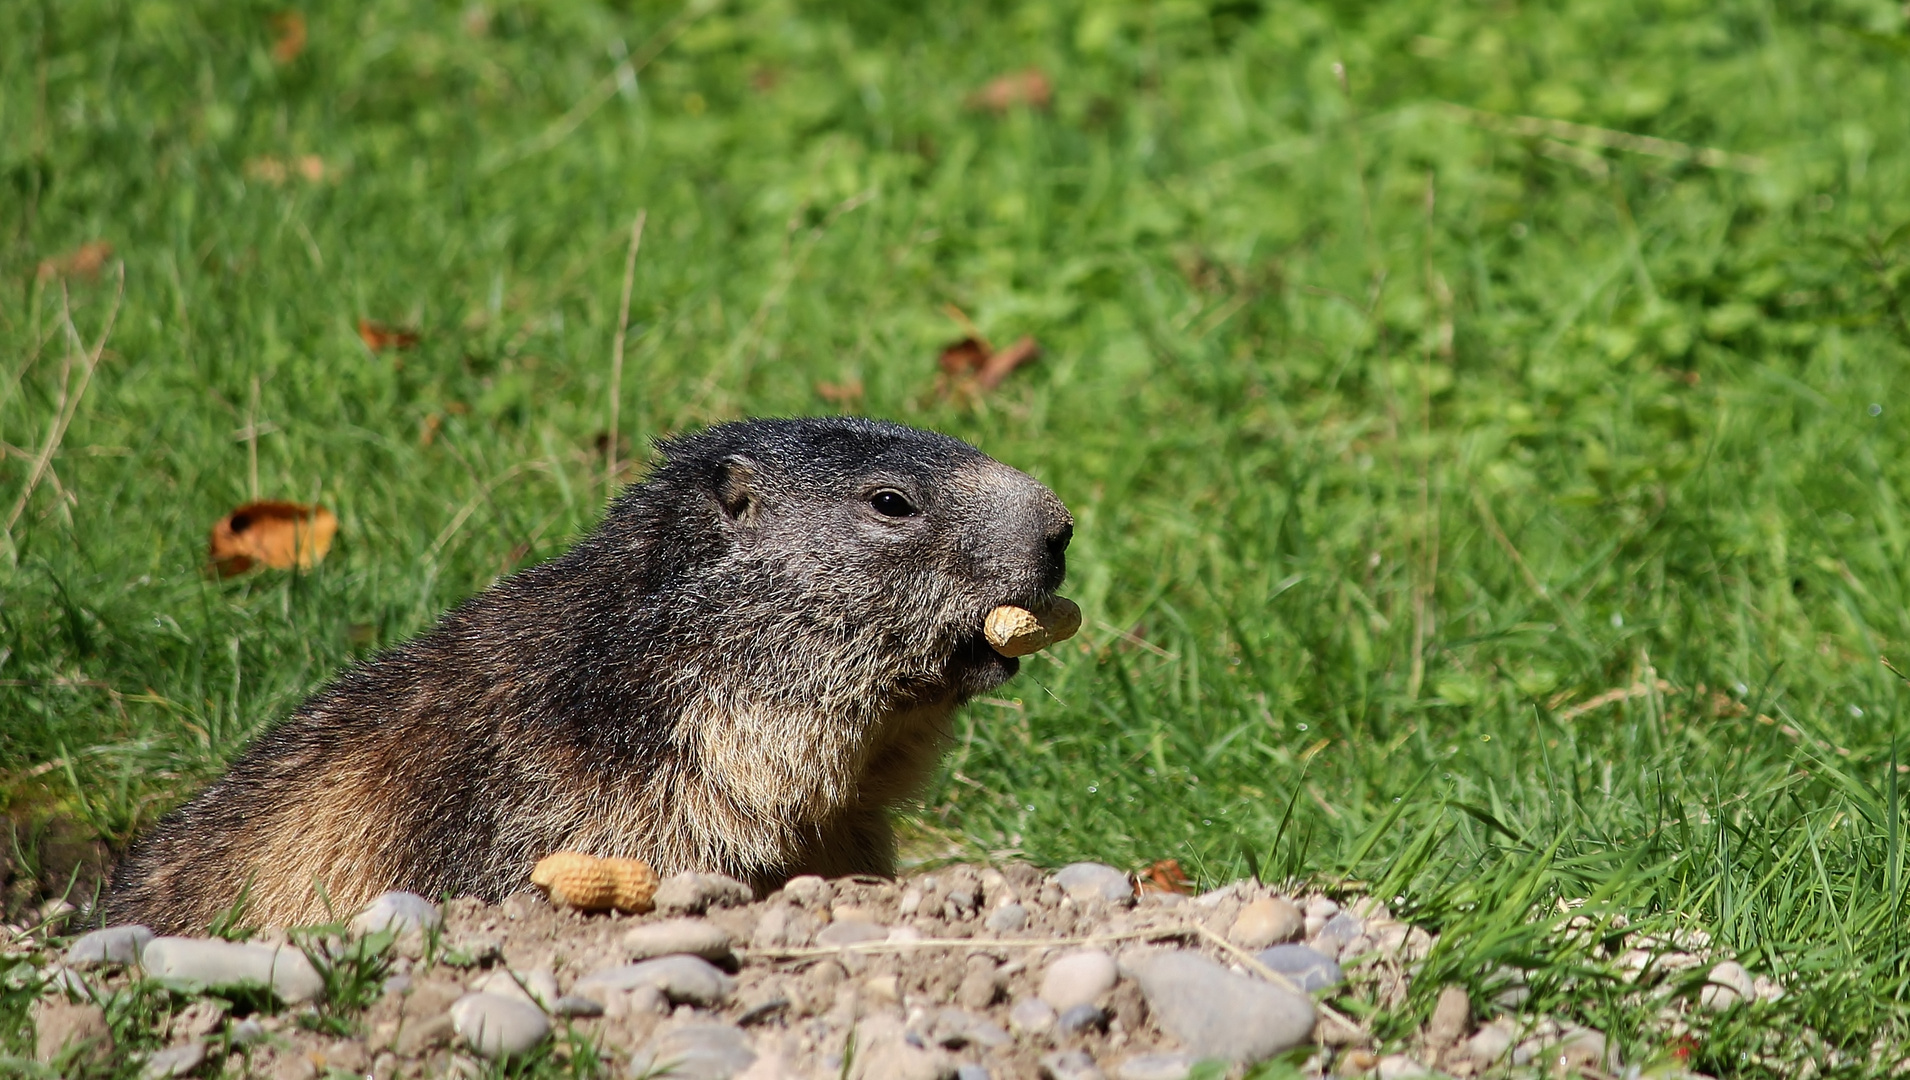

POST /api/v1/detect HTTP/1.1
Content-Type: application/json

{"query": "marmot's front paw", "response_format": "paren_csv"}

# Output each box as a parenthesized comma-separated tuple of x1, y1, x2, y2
(530, 852, 659, 913)
(984, 596, 1082, 658)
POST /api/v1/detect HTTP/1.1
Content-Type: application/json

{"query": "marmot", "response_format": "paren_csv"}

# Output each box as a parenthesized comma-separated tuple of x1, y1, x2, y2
(105, 418, 1072, 934)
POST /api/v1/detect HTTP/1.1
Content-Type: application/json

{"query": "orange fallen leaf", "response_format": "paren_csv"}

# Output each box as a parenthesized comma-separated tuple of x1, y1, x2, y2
(244, 155, 329, 185)
(358, 319, 420, 351)
(1137, 858, 1194, 896)
(936, 334, 1040, 396)
(815, 379, 864, 407)
(968, 68, 1052, 113)
(209, 501, 338, 576)
(36, 241, 113, 282)
(270, 11, 307, 64)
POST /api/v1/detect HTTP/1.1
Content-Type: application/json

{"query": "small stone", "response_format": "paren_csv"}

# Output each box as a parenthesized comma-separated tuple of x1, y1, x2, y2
(1376, 1055, 1429, 1080)
(450, 992, 549, 1058)
(1056, 1003, 1108, 1037)
(985, 902, 1029, 933)
(1054, 863, 1132, 904)
(1466, 1019, 1516, 1068)
(1254, 944, 1343, 993)
(624, 918, 736, 961)
(551, 995, 605, 1017)
(1040, 949, 1119, 1010)
(1127, 950, 1315, 1064)
(957, 956, 1002, 1009)
(1010, 996, 1057, 1035)
(750, 903, 815, 949)
(142, 1040, 207, 1079)
(945, 889, 979, 919)
(1041, 1049, 1107, 1080)
(898, 888, 924, 916)
(655, 871, 753, 915)
(574, 955, 735, 1006)
(474, 967, 559, 1011)
(1313, 912, 1363, 956)
(815, 918, 888, 947)
(957, 1066, 993, 1080)
(228, 1019, 266, 1047)
(1229, 897, 1303, 949)
(1113, 1053, 1197, 1080)
(1552, 1027, 1607, 1071)
(634, 1022, 758, 1080)
(1427, 985, 1470, 1044)
(141, 937, 324, 1004)
(32, 999, 113, 1065)
(1701, 961, 1755, 1011)
(781, 875, 832, 908)
(847, 1014, 951, 1080)
(65, 924, 153, 968)
(349, 891, 442, 937)
(1753, 974, 1786, 1002)
(863, 973, 902, 1005)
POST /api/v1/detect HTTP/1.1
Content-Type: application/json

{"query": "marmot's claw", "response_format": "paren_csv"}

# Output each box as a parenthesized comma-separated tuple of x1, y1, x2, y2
(984, 596, 1082, 658)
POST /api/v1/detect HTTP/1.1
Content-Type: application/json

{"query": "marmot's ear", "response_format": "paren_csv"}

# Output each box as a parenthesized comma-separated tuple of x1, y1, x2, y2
(713, 454, 761, 527)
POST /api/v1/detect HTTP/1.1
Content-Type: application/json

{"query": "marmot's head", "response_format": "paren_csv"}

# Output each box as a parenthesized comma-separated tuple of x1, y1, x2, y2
(608, 417, 1072, 706)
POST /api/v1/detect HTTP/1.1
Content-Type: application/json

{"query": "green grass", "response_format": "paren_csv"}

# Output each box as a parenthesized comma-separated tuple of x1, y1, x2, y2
(4, 0, 1910, 1073)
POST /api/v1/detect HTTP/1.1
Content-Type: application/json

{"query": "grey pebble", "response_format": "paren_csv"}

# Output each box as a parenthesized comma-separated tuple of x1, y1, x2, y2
(348, 891, 442, 937)
(552, 994, 605, 1018)
(1313, 911, 1364, 955)
(1128, 950, 1315, 1064)
(141, 937, 324, 1004)
(141, 1040, 206, 1079)
(1254, 943, 1343, 993)
(1702, 961, 1754, 1011)
(1009, 996, 1057, 1035)
(815, 918, 889, 947)
(654, 871, 753, 915)
(1054, 863, 1133, 904)
(1040, 949, 1118, 1010)
(633, 1022, 757, 1080)
(228, 1019, 266, 1047)
(624, 918, 735, 961)
(781, 874, 832, 907)
(574, 955, 735, 1006)
(450, 991, 549, 1058)
(381, 973, 413, 997)
(65, 924, 153, 968)
(985, 902, 1029, 933)
(475, 967, 559, 1011)
(957, 1066, 993, 1080)
(1041, 1049, 1107, 1080)
(1056, 1003, 1108, 1037)
(1113, 1052, 1198, 1080)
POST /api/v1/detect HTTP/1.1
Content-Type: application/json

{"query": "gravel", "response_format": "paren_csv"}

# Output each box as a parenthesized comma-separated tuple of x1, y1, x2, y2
(17, 860, 1766, 1078)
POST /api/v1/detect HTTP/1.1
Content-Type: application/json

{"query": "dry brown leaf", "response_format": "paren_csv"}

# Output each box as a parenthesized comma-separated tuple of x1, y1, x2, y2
(968, 68, 1052, 113)
(36, 241, 113, 282)
(936, 334, 1040, 397)
(815, 379, 864, 407)
(244, 155, 328, 185)
(357, 319, 420, 351)
(1137, 858, 1194, 896)
(209, 501, 338, 576)
(270, 11, 307, 64)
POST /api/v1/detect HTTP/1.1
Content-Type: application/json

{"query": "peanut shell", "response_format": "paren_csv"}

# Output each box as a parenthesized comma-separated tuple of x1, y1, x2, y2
(983, 595, 1082, 658)
(530, 851, 659, 914)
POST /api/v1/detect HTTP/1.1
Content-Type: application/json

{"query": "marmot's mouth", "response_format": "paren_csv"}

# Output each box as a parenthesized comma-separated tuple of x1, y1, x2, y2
(951, 629, 1019, 700)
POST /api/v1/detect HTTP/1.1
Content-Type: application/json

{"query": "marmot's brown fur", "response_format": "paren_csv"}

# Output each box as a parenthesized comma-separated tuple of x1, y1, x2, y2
(104, 418, 1072, 934)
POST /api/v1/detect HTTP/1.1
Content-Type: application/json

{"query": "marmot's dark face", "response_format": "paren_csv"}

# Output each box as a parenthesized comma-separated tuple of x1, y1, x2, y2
(655, 418, 1073, 704)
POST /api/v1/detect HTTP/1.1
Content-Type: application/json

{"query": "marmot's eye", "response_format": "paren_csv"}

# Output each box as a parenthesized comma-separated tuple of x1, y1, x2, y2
(870, 490, 916, 517)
